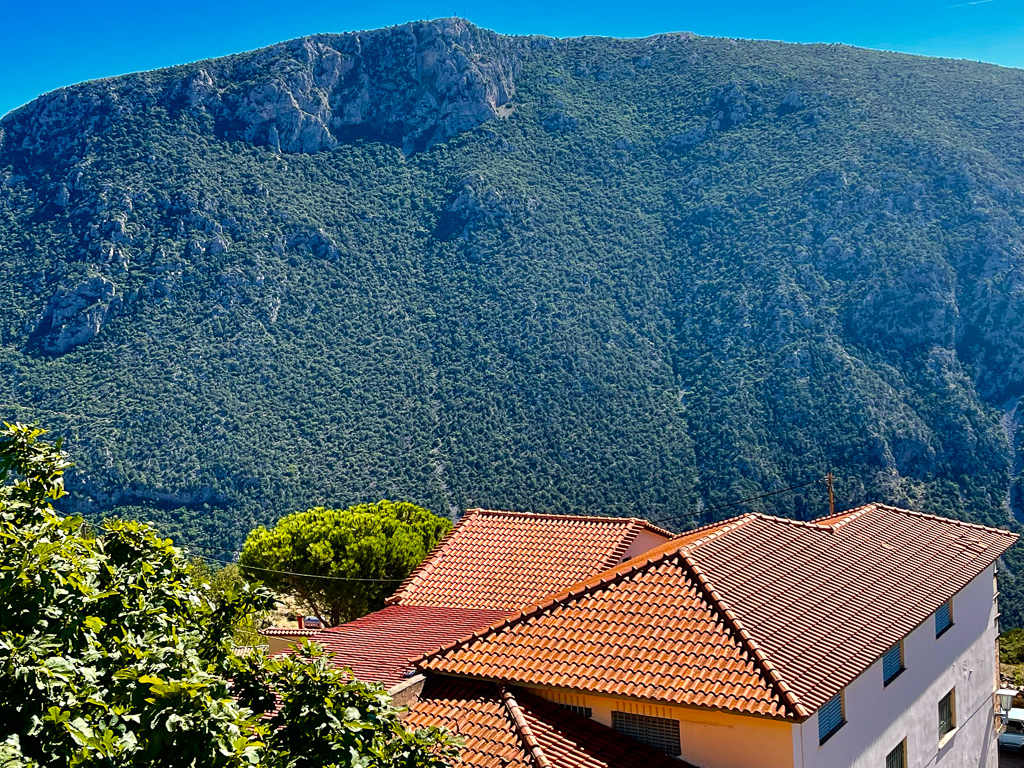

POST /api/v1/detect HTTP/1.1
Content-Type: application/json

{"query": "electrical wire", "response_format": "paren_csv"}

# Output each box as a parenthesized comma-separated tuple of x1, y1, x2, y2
(187, 551, 410, 583)
(77, 476, 834, 581)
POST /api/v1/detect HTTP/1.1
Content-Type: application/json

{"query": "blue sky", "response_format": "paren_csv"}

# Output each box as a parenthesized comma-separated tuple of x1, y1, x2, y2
(3, 0, 1023, 117)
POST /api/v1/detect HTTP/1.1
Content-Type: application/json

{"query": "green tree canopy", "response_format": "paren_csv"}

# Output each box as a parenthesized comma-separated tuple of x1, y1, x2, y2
(0, 423, 458, 768)
(239, 502, 452, 627)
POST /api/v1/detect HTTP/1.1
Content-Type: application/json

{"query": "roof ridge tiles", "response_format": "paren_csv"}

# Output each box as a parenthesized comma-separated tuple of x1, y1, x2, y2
(467, 507, 674, 532)
(675, 514, 757, 553)
(819, 504, 875, 531)
(636, 519, 677, 538)
(667, 514, 749, 542)
(869, 502, 1017, 536)
(679, 552, 809, 719)
(745, 512, 858, 531)
(500, 686, 553, 768)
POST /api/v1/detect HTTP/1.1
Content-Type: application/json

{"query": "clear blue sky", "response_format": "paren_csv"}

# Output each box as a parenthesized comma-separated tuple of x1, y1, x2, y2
(3, 0, 1023, 118)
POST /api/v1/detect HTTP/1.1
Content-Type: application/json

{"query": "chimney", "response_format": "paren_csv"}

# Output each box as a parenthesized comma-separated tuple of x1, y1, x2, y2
(296, 614, 304, 630)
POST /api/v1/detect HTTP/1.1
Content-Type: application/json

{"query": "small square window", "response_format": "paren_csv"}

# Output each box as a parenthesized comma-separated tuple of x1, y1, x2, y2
(935, 600, 953, 637)
(938, 689, 956, 740)
(885, 739, 906, 768)
(882, 642, 904, 685)
(612, 711, 681, 756)
(818, 691, 845, 744)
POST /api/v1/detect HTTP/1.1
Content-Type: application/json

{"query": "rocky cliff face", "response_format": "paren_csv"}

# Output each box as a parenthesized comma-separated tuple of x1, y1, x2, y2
(29, 276, 120, 355)
(1, 18, 520, 163)
(4, 18, 521, 355)
(4, 19, 1024, 619)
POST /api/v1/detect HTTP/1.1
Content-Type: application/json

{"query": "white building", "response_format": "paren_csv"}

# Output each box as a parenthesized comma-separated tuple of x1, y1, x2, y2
(401, 503, 1015, 768)
(797, 565, 999, 767)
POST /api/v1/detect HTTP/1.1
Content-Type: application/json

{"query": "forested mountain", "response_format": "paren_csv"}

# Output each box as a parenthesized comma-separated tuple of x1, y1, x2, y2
(3, 20, 1024, 618)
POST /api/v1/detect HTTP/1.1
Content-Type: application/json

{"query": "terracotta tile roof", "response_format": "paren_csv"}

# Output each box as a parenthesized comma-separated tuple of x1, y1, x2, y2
(402, 676, 695, 768)
(257, 627, 320, 637)
(307, 605, 507, 688)
(676, 503, 1017, 711)
(417, 504, 1015, 719)
(418, 547, 795, 716)
(388, 509, 672, 611)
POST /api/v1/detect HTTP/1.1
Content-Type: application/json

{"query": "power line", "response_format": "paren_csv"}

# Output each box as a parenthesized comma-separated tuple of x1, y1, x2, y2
(184, 543, 242, 555)
(649, 477, 826, 528)
(76, 520, 409, 584)
(190, 552, 409, 583)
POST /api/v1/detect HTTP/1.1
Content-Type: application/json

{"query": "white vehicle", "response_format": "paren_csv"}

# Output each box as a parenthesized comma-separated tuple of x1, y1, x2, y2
(1000, 708, 1024, 752)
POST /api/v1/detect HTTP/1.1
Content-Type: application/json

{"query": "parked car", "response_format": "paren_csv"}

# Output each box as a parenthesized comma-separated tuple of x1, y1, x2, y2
(999, 708, 1024, 752)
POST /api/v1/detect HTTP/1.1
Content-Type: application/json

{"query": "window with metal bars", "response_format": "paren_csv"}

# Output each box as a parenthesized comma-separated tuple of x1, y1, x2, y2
(935, 600, 953, 637)
(817, 691, 845, 744)
(611, 711, 681, 756)
(938, 689, 956, 740)
(559, 703, 593, 719)
(882, 642, 904, 685)
(885, 740, 906, 768)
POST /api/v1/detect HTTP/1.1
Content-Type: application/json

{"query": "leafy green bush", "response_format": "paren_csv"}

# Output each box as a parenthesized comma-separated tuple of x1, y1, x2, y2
(0, 423, 458, 768)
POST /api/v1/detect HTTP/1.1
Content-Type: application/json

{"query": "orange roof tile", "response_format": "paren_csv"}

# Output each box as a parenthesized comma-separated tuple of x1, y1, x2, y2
(307, 605, 508, 688)
(403, 676, 695, 768)
(416, 504, 1015, 719)
(389, 509, 671, 611)
(417, 551, 796, 717)
(675, 503, 1017, 711)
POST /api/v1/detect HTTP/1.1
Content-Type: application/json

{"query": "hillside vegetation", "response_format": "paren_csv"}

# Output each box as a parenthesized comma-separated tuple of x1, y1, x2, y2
(2, 20, 1024, 618)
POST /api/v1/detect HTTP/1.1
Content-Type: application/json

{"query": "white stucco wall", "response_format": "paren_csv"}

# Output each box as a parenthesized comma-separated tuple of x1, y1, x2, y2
(794, 566, 999, 768)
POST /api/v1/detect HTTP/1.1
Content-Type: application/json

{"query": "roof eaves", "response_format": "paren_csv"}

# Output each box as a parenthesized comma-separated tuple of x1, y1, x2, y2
(678, 550, 809, 720)
(429, 672, 800, 721)
(500, 686, 552, 768)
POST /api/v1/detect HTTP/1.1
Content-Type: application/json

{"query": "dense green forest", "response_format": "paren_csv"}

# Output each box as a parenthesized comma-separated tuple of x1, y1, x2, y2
(2, 21, 1024, 619)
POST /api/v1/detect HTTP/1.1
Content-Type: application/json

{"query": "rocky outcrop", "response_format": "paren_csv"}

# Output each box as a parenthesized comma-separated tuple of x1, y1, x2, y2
(433, 176, 513, 240)
(0, 18, 520, 162)
(706, 81, 764, 131)
(31, 277, 119, 355)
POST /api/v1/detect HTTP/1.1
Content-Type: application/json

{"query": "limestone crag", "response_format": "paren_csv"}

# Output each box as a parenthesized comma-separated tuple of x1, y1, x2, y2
(31, 276, 119, 355)
(1, 18, 520, 162)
